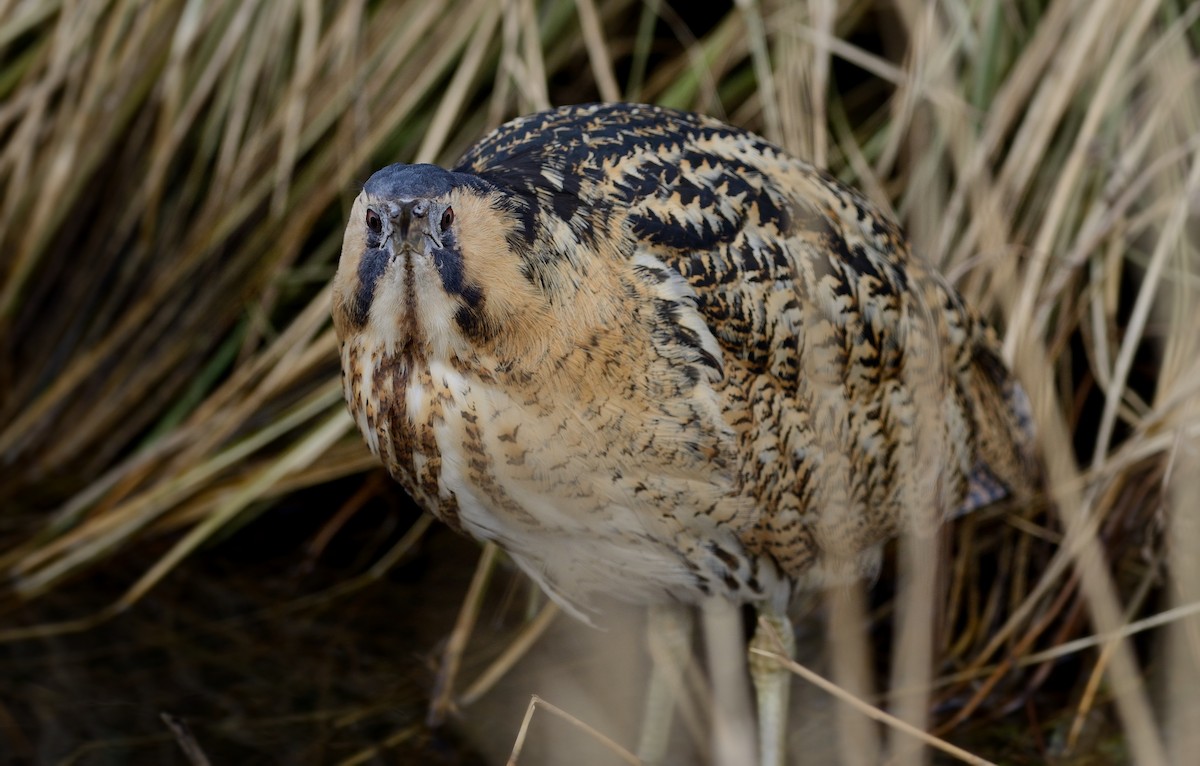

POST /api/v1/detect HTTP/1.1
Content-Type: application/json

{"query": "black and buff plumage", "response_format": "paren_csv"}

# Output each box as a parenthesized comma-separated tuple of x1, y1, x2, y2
(331, 102, 1039, 761)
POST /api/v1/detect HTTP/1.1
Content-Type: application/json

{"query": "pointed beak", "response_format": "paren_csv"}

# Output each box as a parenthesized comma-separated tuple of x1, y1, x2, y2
(390, 199, 440, 253)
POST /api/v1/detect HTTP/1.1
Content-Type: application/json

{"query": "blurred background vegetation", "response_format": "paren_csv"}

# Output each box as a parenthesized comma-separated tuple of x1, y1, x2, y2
(1, 0, 1199, 764)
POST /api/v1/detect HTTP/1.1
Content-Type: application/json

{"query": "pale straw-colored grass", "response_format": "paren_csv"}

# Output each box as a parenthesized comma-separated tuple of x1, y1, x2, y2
(2, 1, 1198, 763)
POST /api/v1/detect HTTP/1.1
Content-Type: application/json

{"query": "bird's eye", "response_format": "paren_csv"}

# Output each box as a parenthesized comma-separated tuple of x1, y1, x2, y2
(440, 207, 455, 232)
(365, 208, 382, 234)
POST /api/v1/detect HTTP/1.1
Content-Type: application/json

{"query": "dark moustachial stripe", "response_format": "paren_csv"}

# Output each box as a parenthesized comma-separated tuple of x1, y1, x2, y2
(425, 225, 489, 338)
(430, 229, 482, 304)
(454, 281, 488, 338)
(430, 229, 487, 330)
(431, 232, 465, 295)
(350, 247, 388, 327)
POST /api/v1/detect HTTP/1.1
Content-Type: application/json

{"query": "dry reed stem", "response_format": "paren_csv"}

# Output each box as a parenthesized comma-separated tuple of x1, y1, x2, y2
(160, 713, 213, 766)
(458, 602, 560, 708)
(417, 0, 501, 164)
(1034, 366, 1168, 763)
(429, 542, 501, 727)
(246, 512, 433, 621)
(574, 0, 621, 102)
(1005, 0, 1142, 350)
(701, 599, 756, 765)
(887, 531, 940, 765)
(1093, 146, 1200, 468)
(334, 724, 423, 766)
(826, 584, 881, 763)
(518, 0, 552, 111)
(735, 0, 780, 144)
(752, 626, 996, 766)
(507, 695, 641, 766)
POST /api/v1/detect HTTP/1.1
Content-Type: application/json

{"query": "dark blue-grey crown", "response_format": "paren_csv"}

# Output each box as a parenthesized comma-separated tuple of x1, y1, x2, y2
(364, 163, 487, 199)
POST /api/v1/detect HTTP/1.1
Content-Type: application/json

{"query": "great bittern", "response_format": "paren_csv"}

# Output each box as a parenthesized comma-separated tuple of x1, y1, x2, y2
(331, 103, 1037, 765)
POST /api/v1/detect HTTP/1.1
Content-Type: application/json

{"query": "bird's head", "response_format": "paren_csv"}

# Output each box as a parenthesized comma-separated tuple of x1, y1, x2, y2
(331, 163, 554, 361)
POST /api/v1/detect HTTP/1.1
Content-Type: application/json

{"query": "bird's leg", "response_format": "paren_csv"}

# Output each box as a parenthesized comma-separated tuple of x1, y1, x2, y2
(749, 609, 795, 766)
(637, 604, 693, 764)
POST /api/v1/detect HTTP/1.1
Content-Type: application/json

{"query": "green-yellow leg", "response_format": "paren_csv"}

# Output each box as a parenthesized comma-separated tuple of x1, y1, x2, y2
(637, 605, 694, 764)
(749, 610, 795, 766)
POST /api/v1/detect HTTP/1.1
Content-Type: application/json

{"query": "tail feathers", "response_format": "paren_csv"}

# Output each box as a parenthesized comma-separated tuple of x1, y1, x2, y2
(960, 461, 1011, 515)
(957, 341, 1044, 516)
